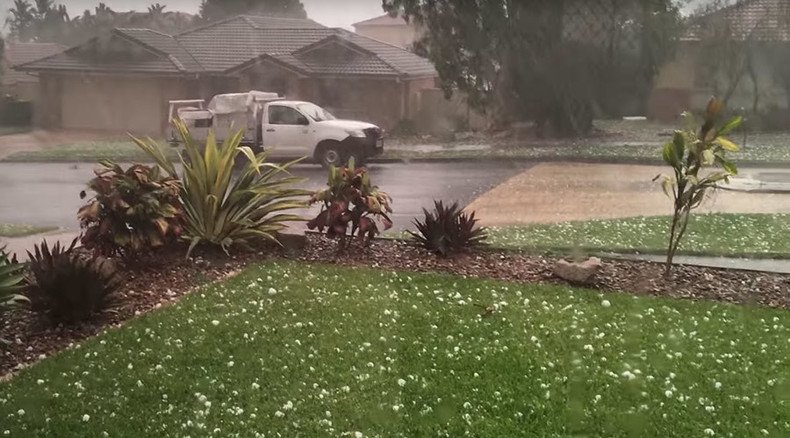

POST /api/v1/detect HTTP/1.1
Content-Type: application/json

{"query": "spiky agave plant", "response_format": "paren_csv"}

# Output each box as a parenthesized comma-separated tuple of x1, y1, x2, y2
(409, 201, 487, 256)
(27, 238, 121, 324)
(133, 121, 308, 256)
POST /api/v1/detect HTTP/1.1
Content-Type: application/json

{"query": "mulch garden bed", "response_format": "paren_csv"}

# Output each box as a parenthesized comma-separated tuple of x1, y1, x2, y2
(2, 234, 789, 378)
(300, 236, 790, 310)
(0, 244, 269, 378)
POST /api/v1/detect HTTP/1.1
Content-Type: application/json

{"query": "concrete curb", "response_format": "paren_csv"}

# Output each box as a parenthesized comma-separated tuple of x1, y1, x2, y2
(601, 252, 790, 275)
(0, 230, 79, 260)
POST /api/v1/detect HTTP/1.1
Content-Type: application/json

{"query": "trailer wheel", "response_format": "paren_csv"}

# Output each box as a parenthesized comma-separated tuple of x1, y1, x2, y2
(315, 141, 344, 168)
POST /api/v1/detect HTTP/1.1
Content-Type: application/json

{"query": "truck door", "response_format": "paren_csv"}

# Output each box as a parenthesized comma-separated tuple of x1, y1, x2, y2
(262, 104, 313, 158)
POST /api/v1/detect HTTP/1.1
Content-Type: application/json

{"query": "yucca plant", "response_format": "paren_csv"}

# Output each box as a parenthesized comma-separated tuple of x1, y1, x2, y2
(78, 161, 183, 257)
(409, 201, 487, 256)
(0, 245, 27, 312)
(133, 121, 308, 256)
(307, 158, 393, 247)
(27, 238, 121, 324)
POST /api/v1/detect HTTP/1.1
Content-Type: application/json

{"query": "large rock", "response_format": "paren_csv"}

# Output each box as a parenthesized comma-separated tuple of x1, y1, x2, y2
(553, 257, 603, 284)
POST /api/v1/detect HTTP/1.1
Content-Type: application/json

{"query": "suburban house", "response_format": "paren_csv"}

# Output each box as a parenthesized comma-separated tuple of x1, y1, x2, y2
(650, 0, 790, 121)
(2, 42, 65, 101)
(352, 13, 489, 132)
(15, 15, 438, 135)
(352, 13, 421, 49)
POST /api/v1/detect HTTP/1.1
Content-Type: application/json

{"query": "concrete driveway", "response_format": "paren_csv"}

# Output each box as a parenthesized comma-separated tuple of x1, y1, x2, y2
(0, 161, 531, 234)
(468, 162, 790, 225)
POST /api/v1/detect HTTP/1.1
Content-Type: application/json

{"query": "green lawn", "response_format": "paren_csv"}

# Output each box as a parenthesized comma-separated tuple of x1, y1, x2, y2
(384, 142, 790, 164)
(5, 137, 790, 164)
(0, 223, 57, 238)
(2, 141, 178, 163)
(2, 261, 788, 436)
(487, 213, 790, 258)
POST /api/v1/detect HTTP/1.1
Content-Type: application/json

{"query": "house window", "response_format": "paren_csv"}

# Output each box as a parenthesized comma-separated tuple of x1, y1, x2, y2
(268, 105, 306, 125)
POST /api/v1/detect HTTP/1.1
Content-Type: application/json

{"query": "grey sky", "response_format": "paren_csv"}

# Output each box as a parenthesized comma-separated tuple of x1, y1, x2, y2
(1, 0, 385, 32)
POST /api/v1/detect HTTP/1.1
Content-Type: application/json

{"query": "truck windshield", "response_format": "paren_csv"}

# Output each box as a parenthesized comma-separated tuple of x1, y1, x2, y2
(296, 103, 336, 122)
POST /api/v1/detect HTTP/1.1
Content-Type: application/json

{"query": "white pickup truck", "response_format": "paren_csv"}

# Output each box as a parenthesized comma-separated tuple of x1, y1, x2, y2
(169, 91, 384, 167)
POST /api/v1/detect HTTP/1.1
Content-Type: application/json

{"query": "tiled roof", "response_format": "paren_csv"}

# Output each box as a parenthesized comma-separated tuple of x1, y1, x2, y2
(3, 42, 65, 84)
(687, 0, 790, 41)
(16, 15, 436, 78)
(352, 14, 409, 28)
(115, 28, 204, 72)
(16, 38, 186, 75)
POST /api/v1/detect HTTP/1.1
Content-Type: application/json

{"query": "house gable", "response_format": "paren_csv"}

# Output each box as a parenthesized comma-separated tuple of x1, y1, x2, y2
(688, 0, 790, 41)
(72, 33, 164, 64)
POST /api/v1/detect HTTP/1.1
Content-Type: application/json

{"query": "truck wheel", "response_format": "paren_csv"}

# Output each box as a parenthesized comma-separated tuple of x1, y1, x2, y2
(316, 142, 344, 168)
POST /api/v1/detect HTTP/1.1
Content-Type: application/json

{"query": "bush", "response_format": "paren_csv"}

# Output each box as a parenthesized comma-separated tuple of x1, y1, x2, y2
(0, 97, 33, 126)
(389, 119, 418, 137)
(133, 121, 307, 256)
(0, 245, 27, 312)
(658, 98, 740, 275)
(409, 201, 487, 256)
(307, 158, 392, 246)
(78, 161, 183, 257)
(26, 239, 121, 324)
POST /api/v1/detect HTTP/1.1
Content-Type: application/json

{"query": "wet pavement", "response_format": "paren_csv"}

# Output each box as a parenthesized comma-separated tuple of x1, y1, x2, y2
(469, 162, 790, 226)
(727, 168, 790, 193)
(0, 161, 531, 233)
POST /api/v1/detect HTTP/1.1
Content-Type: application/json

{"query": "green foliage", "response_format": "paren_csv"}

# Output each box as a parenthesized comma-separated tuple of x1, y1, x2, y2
(389, 119, 418, 137)
(384, 0, 681, 136)
(307, 158, 393, 246)
(199, 0, 307, 22)
(26, 239, 121, 324)
(78, 161, 183, 257)
(7, 0, 194, 44)
(133, 121, 307, 256)
(0, 245, 27, 312)
(0, 36, 4, 85)
(409, 200, 487, 256)
(658, 97, 741, 274)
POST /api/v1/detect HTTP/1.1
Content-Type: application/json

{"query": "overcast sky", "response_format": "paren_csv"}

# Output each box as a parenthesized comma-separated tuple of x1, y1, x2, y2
(0, 0, 386, 32)
(0, 0, 717, 36)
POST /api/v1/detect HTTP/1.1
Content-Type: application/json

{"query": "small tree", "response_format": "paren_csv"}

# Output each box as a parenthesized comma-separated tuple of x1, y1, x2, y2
(658, 98, 741, 275)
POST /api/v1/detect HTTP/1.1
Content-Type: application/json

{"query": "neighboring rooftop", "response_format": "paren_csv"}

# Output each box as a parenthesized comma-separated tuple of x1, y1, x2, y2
(687, 0, 790, 41)
(352, 13, 409, 28)
(17, 15, 436, 78)
(2, 42, 66, 85)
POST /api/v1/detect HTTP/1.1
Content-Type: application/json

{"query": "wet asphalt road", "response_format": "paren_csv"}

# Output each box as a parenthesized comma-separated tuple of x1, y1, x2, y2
(0, 161, 531, 232)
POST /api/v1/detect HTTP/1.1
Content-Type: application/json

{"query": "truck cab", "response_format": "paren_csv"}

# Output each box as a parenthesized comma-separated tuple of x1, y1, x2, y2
(261, 100, 384, 167)
(169, 91, 384, 167)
